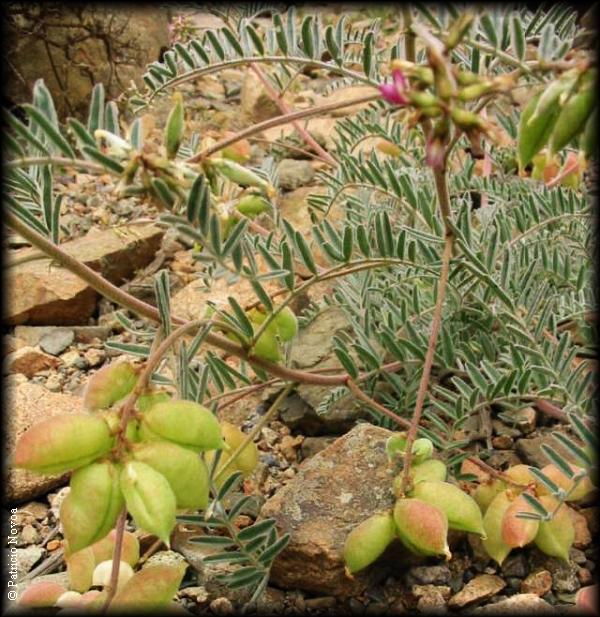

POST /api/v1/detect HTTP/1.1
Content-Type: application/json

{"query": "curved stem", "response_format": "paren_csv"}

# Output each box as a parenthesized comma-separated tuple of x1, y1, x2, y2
(187, 92, 380, 163)
(4, 156, 107, 173)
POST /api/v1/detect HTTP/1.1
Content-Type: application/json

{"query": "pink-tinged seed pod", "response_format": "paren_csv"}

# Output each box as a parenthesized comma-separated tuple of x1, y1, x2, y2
(110, 564, 187, 611)
(84, 361, 138, 411)
(66, 546, 95, 593)
(55, 591, 83, 608)
(504, 464, 538, 491)
(473, 478, 507, 513)
(79, 590, 106, 609)
(91, 529, 140, 567)
(61, 461, 124, 553)
(139, 400, 224, 451)
(18, 581, 67, 607)
(500, 492, 539, 548)
(99, 409, 139, 442)
(119, 461, 176, 546)
(482, 490, 513, 565)
(537, 464, 595, 502)
(534, 495, 575, 561)
(393, 498, 451, 559)
(411, 459, 447, 484)
(136, 390, 171, 413)
(14, 413, 114, 475)
(409, 481, 486, 537)
(131, 441, 209, 510)
(343, 511, 396, 574)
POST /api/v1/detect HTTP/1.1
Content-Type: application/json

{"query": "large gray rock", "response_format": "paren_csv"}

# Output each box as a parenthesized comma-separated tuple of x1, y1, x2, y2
(5, 376, 83, 503)
(5, 224, 164, 325)
(258, 423, 426, 596)
(472, 593, 556, 614)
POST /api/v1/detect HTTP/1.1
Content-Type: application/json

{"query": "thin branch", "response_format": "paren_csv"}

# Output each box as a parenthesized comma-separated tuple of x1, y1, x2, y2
(102, 508, 127, 610)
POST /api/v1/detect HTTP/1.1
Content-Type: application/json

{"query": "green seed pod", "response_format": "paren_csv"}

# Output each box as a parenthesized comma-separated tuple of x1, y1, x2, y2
(136, 390, 172, 413)
(581, 108, 597, 159)
(91, 529, 140, 567)
(84, 361, 138, 411)
(503, 464, 537, 491)
(61, 461, 125, 553)
(444, 13, 474, 49)
(534, 495, 575, 561)
(411, 438, 434, 464)
(501, 492, 539, 548)
(517, 91, 561, 170)
(66, 546, 95, 593)
(393, 498, 451, 558)
(211, 158, 272, 193)
(527, 70, 580, 127)
(250, 327, 281, 363)
(14, 413, 114, 475)
(408, 90, 440, 109)
(451, 107, 484, 130)
(110, 564, 187, 612)
(343, 511, 396, 574)
(139, 400, 224, 451)
(409, 481, 486, 536)
(18, 581, 67, 608)
(119, 461, 177, 546)
(456, 70, 481, 86)
(457, 82, 494, 102)
(235, 194, 271, 217)
(537, 464, 595, 502)
(273, 307, 298, 342)
(481, 490, 512, 565)
(411, 459, 447, 484)
(99, 409, 139, 443)
(549, 79, 596, 155)
(164, 92, 185, 160)
(220, 421, 259, 475)
(473, 478, 507, 512)
(420, 105, 443, 118)
(132, 441, 209, 510)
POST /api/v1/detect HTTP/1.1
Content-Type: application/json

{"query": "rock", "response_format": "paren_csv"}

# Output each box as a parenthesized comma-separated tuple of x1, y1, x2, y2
(256, 587, 286, 613)
(60, 350, 86, 369)
(448, 574, 506, 609)
(258, 423, 410, 595)
(19, 524, 41, 545)
(262, 117, 338, 151)
(580, 507, 598, 537)
(39, 328, 74, 356)
(84, 348, 106, 368)
(406, 565, 451, 586)
(277, 159, 315, 191)
(5, 224, 164, 325)
(15, 546, 45, 576)
(416, 592, 447, 614)
(279, 435, 304, 462)
(142, 551, 188, 571)
(567, 508, 591, 548)
(472, 593, 556, 614)
(516, 433, 579, 468)
(500, 406, 537, 434)
(529, 552, 580, 594)
(5, 6, 169, 118)
(301, 436, 336, 459)
(305, 596, 337, 609)
(521, 571, 553, 596)
(19, 501, 49, 522)
(5, 378, 82, 503)
(577, 567, 593, 585)
(316, 86, 377, 117)
(178, 586, 209, 606)
(4, 347, 61, 377)
(501, 553, 528, 578)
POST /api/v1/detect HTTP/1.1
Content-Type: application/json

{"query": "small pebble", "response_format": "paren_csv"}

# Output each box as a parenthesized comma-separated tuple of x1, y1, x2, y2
(577, 567, 593, 586)
(46, 540, 61, 551)
(209, 597, 233, 615)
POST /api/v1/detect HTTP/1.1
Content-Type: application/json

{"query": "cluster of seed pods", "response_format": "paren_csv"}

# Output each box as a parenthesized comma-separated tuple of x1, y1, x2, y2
(467, 462, 595, 564)
(13, 360, 260, 610)
(343, 438, 486, 574)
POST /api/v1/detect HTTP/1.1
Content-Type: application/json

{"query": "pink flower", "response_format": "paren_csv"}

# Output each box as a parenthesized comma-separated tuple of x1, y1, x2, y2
(379, 68, 408, 105)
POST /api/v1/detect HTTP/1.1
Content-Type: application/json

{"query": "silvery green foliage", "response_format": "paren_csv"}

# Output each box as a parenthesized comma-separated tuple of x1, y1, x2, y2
(4, 1, 594, 591)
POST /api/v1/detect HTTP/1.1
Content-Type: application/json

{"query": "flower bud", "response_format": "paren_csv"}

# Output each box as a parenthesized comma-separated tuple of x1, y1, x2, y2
(66, 546, 95, 593)
(451, 107, 484, 130)
(94, 130, 132, 159)
(533, 496, 575, 561)
(501, 492, 539, 548)
(408, 90, 440, 109)
(481, 490, 512, 565)
(379, 68, 408, 106)
(14, 413, 114, 475)
(410, 481, 486, 536)
(61, 461, 124, 553)
(139, 400, 224, 451)
(132, 441, 210, 510)
(91, 529, 140, 568)
(456, 70, 481, 86)
(84, 361, 138, 411)
(457, 82, 494, 102)
(92, 559, 134, 589)
(393, 497, 451, 558)
(211, 158, 273, 195)
(444, 13, 474, 49)
(119, 461, 177, 546)
(110, 564, 187, 611)
(343, 511, 396, 574)
(164, 92, 185, 160)
(376, 139, 402, 157)
(235, 194, 271, 218)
